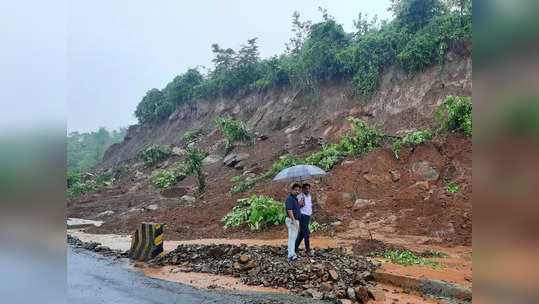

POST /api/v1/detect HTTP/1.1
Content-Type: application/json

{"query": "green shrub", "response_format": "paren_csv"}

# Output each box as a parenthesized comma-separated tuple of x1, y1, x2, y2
(183, 129, 201, 142)
(308, 220, 328, 233)
(184, 148, 207, 194)
(229, 175, 241, 182)
(67, 172, 82, 188)
(447, 181, 459, 193)
(140, 145, 172, 166)
(375, 249, 443, 268)
(435, 96, 472, 136)
(229, 176, 262, 195)
(150, 169, 178, 189)
(392, 129, 433, 159)
(67, 173, 116, 196)
(222, 195, 286, 231)
(215, 117, 251, 149)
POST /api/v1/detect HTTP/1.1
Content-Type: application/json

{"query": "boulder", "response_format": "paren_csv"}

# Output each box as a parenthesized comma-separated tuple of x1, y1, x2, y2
(368, 286, 386, 302)
(354, 286, 370, 303)
(346, 287, 356, 300)
(202, 154, 221, 165)
(412, 161, 439, 181)
(239, 255, 249, 264)
(181, 195, 196, 203)
(329, 269, 339, 281)
(353, 199, 375, 211)
(390, 170, 401, 182)
(223, 153, 250, 167)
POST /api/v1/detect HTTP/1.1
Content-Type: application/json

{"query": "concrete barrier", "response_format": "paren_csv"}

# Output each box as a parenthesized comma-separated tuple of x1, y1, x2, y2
(129, 223, 164, 261)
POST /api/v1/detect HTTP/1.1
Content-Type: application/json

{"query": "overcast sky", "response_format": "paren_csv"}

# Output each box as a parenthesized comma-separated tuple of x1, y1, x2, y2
(63, 1, 392, 132)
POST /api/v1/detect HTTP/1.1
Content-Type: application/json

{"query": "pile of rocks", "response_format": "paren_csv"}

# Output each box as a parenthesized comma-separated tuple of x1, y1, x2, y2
(67, 234, 129, 258)
(149, 244, 379, 302)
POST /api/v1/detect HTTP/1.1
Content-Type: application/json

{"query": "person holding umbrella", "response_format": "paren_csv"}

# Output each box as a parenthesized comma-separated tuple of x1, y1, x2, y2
(285, 183, 302, 261)
(295, 183, 313, 256)
(273, 164, 326, 261)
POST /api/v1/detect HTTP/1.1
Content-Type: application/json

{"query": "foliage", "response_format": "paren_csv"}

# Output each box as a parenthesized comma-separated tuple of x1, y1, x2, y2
(184, 148, 207, 194)
(230, 175, 241, 182)
(67, 172, 82, 189)
(435, 95, 472, 136)
(308, 220, 328, 233)
(421, 250, 447, 258)
(447, 181, 459, 193)
(215, 117, 251, 149)
(229, 177, 262, 195)
(139, 145, 172, 166)
(376, 249, 443, 268)
(134, 2, 471, 125)
(222, 195, 286, 231)
(183, 129, 201, 142)
(67, 127, 126, 175)
(392, 129, 433, 159)
(150, 169, 178, 189)
(307, 118, 384, 170)
(67, 173, 116, 196)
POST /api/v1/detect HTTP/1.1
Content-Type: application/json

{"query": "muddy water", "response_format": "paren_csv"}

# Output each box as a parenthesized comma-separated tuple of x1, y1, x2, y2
(131, 264, 290, 293)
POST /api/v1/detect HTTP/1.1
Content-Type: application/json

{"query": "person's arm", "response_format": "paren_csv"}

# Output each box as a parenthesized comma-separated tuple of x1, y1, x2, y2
(286, 197, 298, 228)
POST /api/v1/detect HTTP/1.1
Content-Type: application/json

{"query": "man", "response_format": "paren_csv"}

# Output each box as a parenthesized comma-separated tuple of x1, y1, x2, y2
(295, 183, 313, 256)
(285, 183, 301, 261)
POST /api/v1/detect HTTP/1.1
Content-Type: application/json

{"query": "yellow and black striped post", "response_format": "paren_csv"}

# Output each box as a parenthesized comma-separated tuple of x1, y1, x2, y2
(129, 222, 164, 261)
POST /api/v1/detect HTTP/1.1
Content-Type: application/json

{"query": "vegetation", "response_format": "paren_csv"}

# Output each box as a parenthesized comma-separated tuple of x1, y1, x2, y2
(375, 249, 443, 268)
(308, 220, 328, 233)
(184, 148, 207, 194)
(134, 0, 472, 125)
(447, 181, 459, 193)
(150, 169, 178, 189)
(183, 129, 202, 142)
(229, 175, 241, 182)
(139, 144, 172, 166)
(215, 117, 251, 149)
(67, 127, 126, 175)
(67, 173, 116, 196)
(435, 95, 472, 136)
(222, 195, 286, 231)
(307, 118, 384, 170)
(392, 129, 433, 159)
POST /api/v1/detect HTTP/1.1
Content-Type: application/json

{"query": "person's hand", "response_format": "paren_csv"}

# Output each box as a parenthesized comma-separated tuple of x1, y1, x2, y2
(295, 221, 299, 232)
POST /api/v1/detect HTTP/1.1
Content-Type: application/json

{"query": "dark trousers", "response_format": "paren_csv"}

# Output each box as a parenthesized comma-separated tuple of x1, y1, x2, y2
(295, 214, 310, 253)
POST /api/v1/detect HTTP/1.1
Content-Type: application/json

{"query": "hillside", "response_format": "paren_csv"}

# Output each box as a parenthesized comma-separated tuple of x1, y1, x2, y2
(67, 39, 471, 248)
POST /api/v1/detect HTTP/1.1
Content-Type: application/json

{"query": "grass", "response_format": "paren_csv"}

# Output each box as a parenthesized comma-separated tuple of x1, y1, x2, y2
(375, 250, 444, 269)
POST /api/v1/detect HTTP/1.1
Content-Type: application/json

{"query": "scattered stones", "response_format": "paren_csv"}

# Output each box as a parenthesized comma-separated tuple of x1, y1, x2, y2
(239, 255, 250, 264)
(67, 235, 129, 258)
(368, 285, 386, 302)
(346, 287, 356, 300)
(223, 153, 249, 168)
(320, 282, 333, 291)
(146, 204, 159, 211)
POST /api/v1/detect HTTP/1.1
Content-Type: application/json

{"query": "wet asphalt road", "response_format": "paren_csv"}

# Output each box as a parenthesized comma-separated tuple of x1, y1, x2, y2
(67, 246, 328, 304)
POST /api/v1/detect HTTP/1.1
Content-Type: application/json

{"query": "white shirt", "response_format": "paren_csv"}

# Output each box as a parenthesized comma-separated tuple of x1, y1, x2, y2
(297, 193, 312, 216)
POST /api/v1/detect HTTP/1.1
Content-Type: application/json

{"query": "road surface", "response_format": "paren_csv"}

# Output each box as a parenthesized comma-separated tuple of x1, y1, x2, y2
(67, 246, 326, 304)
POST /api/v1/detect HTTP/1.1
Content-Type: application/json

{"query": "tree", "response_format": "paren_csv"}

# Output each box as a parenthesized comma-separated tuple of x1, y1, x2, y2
(389, 0, 445, 32)
(134, 88, 172, 124)
(184, 148, 207, 194)
(163, 69, 203, 107)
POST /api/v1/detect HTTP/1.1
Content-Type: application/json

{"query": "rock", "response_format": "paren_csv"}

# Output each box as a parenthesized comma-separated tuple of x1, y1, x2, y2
(353, 199, 375, 211)
(368, 286, 386, 302)
(234, 161, 245, 170)
(249, 267, 261, 276)
(346, 287, 356, 300)
(128, 207, 144, 213)
(297, 274, 309, 281)
(172, 147, 185, 156)
(336, 290, 346, 299)
(311, 290, 323, 300)
(96, 210, 114, 218)
(363, 173, 391, 184)
(135, 171, 144, 178)
(94, 245, 111, 252)
(82, 241, 100, 251)
(202, 154, 221, 165)
(229, 247, 242, 255)
(342, 161, 355, 165)
(390, 170, 401, 182)
(233, 262, 242, 270)
(339, 299, 352, 304)
(223, 153, 249, 167)
(354, 286, 369, 303)
(330, 221, 342, 227)
(412, 161, 439, 181)
(329, 269, 339, 281)
(239, 255, 249, 264)
(341, 193, 353, 201)
(322, 273, 330, 281)
(244, 173, 256, 180)
(320, 282, 333, 291)
(146, 204, 159, 211)
(208, 247, 223, 257)
(181, 195, 196, 203)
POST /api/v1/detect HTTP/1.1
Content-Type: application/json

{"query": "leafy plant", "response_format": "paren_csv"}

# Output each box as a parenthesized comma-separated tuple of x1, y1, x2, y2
(230, 175, 241, 182)
(67, 173, 116, 196)
(184, 148, 207, 194)
(421, 250, 447, 258)
(183, 129, 201, 142)
(215, 117, 251, 149)
(392, 129, 433, 159)
(376, 250, 443, 268)
(139, 145, 172, 166)
(447, 181, 459, 193)
(435, 95, 472, 136)
(150, 169, 177, 189)
(222, 195, 286, 231)
(308, 220, 328, 233)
